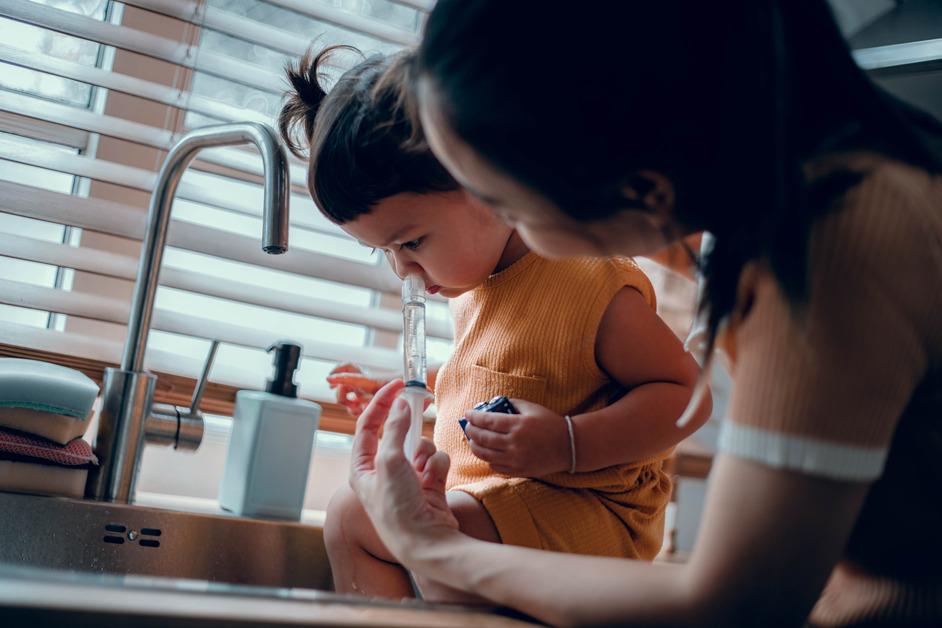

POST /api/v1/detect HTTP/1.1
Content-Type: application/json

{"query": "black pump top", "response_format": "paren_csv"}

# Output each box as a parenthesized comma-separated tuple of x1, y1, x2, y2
(266, 341, 301, 398)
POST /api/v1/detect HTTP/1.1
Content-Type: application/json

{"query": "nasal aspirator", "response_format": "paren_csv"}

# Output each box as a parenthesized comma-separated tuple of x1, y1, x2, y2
(400, 274, 431, 459)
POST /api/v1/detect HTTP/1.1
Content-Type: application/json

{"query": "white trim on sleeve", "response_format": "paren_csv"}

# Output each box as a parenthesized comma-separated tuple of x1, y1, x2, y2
(718, 421, 888, 481)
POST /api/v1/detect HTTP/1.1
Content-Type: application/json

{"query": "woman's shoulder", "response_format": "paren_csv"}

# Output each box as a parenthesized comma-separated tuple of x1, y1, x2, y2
(808, 151, 941, 238)
(730, 152, 941, 369)
(805, 152, 941, 286)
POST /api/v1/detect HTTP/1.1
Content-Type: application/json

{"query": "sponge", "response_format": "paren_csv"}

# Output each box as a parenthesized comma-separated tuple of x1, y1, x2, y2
(0, 427, 98, 498)
(0, 358, 99, 444)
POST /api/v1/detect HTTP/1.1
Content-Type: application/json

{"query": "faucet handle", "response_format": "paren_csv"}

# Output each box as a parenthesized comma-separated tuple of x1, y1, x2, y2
(189, 340, 220, 415)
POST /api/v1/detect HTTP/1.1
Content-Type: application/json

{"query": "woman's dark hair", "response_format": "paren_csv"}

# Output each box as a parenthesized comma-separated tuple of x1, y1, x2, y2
(278, 46, 457, 224)
(415, 0, 942, 348)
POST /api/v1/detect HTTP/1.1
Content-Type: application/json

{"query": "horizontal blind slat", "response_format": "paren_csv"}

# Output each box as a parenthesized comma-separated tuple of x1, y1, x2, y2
(0, 320, 337, 397)
(0, 180, 410, 297)
(0, 320, 236, 386)
(0, 278, 401, 371)
(0, 88, 172, 146)
(2, 0, 287, 94)
(0, 43, 265, 124)
(0, 110, 89, 149)
(0, 90, 310, 189)
(0, 232, 452, 339)
(123, 0, 365, 60)
(262, 0, 418, 46)
(0, 136, 341, 236)
(389, 0, 434, 11)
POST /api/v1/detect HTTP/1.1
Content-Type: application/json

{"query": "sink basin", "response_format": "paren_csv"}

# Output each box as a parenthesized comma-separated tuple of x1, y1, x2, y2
(0, 491, 330, 589)
(0, 563, 537, 627)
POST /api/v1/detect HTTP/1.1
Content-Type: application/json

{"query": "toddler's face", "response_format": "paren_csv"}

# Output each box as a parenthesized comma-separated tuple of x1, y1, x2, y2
(341, 190, 514, 298)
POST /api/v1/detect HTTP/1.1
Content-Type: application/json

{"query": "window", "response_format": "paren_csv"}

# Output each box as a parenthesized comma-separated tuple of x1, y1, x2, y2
(1, 0, 446, 507)
(0, 0, 107, 329)
(0, 0, 451, 412)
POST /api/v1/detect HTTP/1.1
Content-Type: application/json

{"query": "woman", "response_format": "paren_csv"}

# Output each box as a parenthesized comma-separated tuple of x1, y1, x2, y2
(350, 1, 942, 625)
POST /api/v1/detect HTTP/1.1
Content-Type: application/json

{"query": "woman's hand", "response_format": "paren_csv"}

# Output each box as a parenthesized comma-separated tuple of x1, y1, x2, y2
(327, 363, 389, 417)
(349, 379, 460, 562)
(463, 399, 571, 477)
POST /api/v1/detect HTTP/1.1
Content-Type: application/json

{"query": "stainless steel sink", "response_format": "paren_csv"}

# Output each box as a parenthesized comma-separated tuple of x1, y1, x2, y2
(0, 562, 537, 627)
(0, 492, 330, 590)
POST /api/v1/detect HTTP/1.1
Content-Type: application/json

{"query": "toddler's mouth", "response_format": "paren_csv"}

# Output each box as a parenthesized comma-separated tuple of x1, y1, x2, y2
(427, 285, 441, 295)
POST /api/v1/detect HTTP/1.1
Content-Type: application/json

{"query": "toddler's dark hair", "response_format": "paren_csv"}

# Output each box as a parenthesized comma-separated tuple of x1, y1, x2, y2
(278, 46, 457, 224)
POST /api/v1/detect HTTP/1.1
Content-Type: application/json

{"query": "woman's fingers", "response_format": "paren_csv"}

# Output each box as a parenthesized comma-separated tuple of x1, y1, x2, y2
(421, 450, 451, 493)
(464, 410, 515, 433)
(350, 379, 405, 482)
(463, 423, 508, 450)
(413, 437, 436, 473)
(354, 379, 404, 432)
(369, 397, 417, 490)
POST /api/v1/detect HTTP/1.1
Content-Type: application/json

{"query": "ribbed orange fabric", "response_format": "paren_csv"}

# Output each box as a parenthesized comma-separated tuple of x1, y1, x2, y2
(434, 253, 673, 559)
(718, 154, 942, 626)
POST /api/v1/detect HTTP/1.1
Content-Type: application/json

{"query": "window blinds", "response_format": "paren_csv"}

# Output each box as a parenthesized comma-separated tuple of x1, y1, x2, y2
(0, 0, 449, 401)
(1, 1, 929, 401)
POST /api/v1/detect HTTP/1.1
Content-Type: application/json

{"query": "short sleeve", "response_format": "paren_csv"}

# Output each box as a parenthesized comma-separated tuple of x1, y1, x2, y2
(719, 170, 935, 482)
(578, 257, 656, 374)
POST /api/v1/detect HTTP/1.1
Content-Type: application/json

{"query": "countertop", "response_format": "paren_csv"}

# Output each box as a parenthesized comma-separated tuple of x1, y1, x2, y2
(134, 491, 327, 527)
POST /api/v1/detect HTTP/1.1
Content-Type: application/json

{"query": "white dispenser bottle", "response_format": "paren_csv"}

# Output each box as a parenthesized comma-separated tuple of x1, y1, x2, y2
(219, 342, 321, 520)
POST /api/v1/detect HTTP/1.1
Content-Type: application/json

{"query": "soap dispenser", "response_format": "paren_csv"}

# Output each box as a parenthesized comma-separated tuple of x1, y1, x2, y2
(219, 341, 321, 520)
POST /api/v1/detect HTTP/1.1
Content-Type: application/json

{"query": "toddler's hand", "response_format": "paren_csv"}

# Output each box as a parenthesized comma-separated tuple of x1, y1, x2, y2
(462, 399, 571, 478)
(327, 363, 389, 417)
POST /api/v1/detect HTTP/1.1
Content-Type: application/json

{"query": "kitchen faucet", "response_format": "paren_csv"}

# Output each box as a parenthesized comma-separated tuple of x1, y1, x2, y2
(85, 123, 290, 503)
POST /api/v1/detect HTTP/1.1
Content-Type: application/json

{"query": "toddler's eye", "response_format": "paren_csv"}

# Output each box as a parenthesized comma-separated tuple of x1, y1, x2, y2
(401, 238, 423, 251)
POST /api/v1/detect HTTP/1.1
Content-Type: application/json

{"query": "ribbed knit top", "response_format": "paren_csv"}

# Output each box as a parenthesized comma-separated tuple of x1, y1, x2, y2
(717, 153, 942, 625)
(434, 253, 661, 493)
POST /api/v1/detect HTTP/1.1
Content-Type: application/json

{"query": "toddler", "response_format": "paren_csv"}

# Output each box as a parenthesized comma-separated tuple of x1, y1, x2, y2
(278, 48, 711, 602)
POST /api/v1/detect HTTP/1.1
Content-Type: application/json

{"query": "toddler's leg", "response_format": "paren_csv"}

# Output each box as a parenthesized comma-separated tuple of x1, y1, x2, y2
(324, 484, 414, 598)
(413, 490, 502, 604)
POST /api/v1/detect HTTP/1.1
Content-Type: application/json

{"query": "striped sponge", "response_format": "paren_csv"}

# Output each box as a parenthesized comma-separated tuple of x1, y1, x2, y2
(0, 358, 99, 445)
(0, 426, 97, 498)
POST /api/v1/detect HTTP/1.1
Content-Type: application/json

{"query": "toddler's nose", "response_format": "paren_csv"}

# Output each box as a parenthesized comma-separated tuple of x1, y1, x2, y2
(388, 251, 421, 280)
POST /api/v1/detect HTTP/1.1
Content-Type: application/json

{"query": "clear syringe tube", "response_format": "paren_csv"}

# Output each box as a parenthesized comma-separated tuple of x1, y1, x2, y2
(402, 274, 427, 387)
(401, 274, 430, 459)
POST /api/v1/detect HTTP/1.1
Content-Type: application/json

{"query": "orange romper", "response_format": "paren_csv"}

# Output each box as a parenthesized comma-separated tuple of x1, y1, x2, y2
(434, 253, 672, 559)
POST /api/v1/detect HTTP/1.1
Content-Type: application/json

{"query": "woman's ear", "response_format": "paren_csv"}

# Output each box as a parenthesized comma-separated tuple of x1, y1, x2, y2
(622, 170, 675, 217)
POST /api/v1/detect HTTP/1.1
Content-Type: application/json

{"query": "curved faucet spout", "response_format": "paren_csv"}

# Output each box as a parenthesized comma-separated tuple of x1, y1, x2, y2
(87, 122, 290, 503)
(122, 122, 290, 373)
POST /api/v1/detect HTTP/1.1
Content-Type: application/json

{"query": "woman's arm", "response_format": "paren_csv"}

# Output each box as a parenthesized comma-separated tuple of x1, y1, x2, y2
(352, 384, 868, 626)
(425, 456, 867, 627)
(570, 286, 712, 470)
